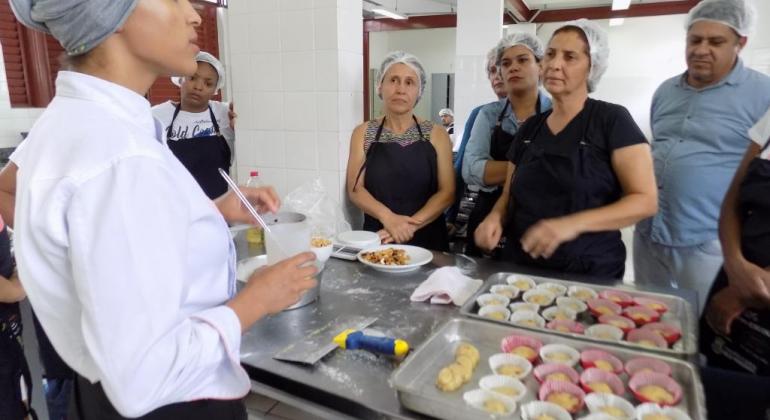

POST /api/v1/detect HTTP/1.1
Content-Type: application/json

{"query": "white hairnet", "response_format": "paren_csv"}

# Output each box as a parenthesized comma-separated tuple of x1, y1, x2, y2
(485, 46, 498, 72)
(438, 108, 454, 117)
(376, 51, 427, 103)
(171, 51, 225, 91)
(686, 0, 755, 37)
(495, 32, 545, 67)
(554, 19, 609, 93)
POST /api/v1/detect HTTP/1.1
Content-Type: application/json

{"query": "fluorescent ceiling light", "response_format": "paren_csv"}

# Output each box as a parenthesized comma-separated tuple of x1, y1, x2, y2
(611, 0, 631, 10)
(609, 17, 625, 26)
(372, 8, 408, 19)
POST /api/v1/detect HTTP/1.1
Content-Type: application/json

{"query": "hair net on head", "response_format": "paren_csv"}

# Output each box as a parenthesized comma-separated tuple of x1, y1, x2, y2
(686, 0, 755, 37)
(438, 108, 454, 117)
(377, 51, 427, 103)
(171, 51, 226, 91)
(495, 32, 545, 67)
(9, 0, 138, 56)
(554, 19, 610, 93)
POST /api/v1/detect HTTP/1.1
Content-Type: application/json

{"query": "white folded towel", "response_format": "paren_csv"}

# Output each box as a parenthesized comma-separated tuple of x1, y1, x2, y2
(410, 266, 483, 306)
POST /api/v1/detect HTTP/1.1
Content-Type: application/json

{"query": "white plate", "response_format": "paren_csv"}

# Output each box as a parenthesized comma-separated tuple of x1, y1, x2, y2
(337, 230, 381, 248)
(356, 245, 433, 273)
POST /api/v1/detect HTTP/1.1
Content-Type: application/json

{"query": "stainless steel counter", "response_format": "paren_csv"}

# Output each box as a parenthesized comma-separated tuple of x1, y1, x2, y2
(235, 233, 698, 419)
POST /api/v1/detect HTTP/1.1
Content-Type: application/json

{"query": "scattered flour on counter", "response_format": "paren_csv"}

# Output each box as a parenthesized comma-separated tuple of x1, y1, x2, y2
(345, 288, 374, 295)
(317, 363, 363, 396)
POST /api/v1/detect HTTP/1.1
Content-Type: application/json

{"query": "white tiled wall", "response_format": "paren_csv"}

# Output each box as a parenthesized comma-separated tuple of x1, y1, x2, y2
(228, 0, 363, 209)
(0, 43, 44, 148)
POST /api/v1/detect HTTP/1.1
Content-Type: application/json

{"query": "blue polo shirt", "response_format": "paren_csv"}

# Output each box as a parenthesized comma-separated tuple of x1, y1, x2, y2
(637, 59, 770, 246)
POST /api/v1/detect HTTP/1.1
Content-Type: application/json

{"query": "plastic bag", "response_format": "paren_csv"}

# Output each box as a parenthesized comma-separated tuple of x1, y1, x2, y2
(282, 179, 351, 241)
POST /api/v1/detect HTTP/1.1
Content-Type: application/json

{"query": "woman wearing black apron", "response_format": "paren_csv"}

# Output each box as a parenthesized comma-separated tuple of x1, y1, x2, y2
(699, 109, 770, 419)
(9, 1, 318, 419)
(153, 51, 234, 199)
(475, 19, 657, 280)
(346, 51, 454, 252)
(463, 33, 551, 257)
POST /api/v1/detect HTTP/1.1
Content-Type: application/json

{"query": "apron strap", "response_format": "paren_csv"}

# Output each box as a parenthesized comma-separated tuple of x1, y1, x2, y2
(207, 105, 222, 136)
(166, 103, 183, 140)
(496, 100, 510, 127)
(353, 115, 424, 191)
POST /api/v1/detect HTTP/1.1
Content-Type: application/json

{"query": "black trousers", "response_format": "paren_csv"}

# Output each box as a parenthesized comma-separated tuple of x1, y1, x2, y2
(68, 375, 247, 420)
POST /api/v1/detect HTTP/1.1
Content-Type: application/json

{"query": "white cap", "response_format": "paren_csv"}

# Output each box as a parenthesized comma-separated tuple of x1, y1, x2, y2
(438, 108, 454, 117)
(171, 51, 225, 91)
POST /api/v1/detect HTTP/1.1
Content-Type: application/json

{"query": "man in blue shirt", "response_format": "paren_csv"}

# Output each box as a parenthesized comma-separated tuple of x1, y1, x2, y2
(634, 0, 770, 313)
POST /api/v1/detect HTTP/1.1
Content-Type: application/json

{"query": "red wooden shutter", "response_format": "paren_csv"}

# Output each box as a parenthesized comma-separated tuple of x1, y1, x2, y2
(0, 1, 31, 107)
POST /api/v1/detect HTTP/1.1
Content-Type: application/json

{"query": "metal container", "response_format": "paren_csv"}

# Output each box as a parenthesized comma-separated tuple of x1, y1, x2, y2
(459, 272, 698, 360)
(391, 318, 706, 420)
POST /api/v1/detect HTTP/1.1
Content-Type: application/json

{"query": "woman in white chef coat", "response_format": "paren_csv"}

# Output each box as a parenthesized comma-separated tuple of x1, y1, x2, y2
(7, 0, 317, 419)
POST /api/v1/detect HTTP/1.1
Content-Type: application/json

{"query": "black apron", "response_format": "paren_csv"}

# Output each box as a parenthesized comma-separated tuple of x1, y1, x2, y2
(166, 104, 231, 199)
(465, 98, 543, 257)
(504, 99, 626, 279)
(356, 116, 449, 251)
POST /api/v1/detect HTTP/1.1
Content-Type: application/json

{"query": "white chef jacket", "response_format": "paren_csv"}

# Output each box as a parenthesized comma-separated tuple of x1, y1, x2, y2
(11, 71, 250, 417)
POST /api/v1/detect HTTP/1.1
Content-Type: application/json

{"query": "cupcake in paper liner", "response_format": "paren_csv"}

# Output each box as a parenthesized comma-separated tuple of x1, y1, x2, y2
(510, 310, 546, 329)
(580, 349, 623, 374)
(539, 343, 580, 366)
(625, 357, 672, 377)
(629, 371, 683, 406)
(627, 329, 667, 349)
(579, 368, 625, 396)
(634, 402, 692, 420)
(547, 319, 585, 334)
(598, 290, 634, 307)
(542, 306, 577, 322)
(477, 293, 511, 308)
(523, 289, 556, 307)
(584, 392, 635, 419)
(536, 282, 568, 297)
(538, 380, 586, 414)
(488, 353, 533, 380)
(507, 274, 536, 291)
(568, 285, 598, 301)
(633, 297, 669, 315)
(578, 414, 621, 420)
(623, 305, 661, 327)
(520, 401, 572, 420)
(587, 298, 622, 317)
(533, 363, 580, 384)
(462, 388, 517, 416)
(585, 324, 624, 342)
(500, 334, 543, 363)
(479, 374, 528, 402)
(640, 322, 681, 346)
(491, 284, 521, 300)
(479, 305, 511, 322)
(556, 296, 588, 314)
(597, 314, 636, 334)
(510, 302, 540, 314)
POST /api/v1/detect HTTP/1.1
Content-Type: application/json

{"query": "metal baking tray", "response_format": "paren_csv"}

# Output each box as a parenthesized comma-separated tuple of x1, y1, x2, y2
(391, 318, 706, 420)
(459, 272, 698, 360)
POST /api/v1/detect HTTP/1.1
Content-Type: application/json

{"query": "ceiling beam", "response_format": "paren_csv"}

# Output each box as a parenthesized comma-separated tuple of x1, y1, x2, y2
(532, 0, 699, 23)
(364, 14, 457, 32)
(506, 0, 537, 22)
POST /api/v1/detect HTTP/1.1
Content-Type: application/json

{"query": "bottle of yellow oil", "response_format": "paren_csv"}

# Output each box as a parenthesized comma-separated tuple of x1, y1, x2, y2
(245, 171, 264, 245)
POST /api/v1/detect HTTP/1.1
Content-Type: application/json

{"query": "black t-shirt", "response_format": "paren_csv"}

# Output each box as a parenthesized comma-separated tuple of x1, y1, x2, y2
(507, 98, 647, 164)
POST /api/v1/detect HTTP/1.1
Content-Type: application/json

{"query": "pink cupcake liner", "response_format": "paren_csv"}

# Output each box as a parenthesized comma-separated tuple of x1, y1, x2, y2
(633, 297, 669, 314)
(597, 314, 636, 334)
(579, 367, 625, 396)
(500, 335, 543, 363)
(629, 371, 683, 406)
(586, 298, 622, 317)
(625, 357, 673, 377)
(538, 380, 586, 414)
(580, 349, 623, 374)
(640, 322, 682, 345)
(598, 290, 634, 307)
(627, 328, 668, 349)
(546, 320, 586, 334)
(533, 363, 580, 384)
(622, 305, 661, 326)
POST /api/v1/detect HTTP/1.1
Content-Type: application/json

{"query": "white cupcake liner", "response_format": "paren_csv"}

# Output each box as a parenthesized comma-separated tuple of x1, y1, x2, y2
(478, 305, 511, 322)
(490, 284, 520, 300)
(520, 401, 572, 420)
(477, 293, 511, 308)
(584, 392, 635, 419)
(585, 324, 625, 342)
(510, 310, 546, 328)
(523, 289, 556, 307)
(488, 353, 533, 380)
(506, 275, 536, 291)
(539, 343, 580, 366)
(542, 306, 578, 322)
(568, 285, 598, 301)
(462, 388, 517, 416)
(578, 414, 619, 420)
(510, 302, 540, 313)
(536, 282, 568, 297)
(634, 403, 692, 420)
(556, 296, 588, 313)
(479, 374, 528, 402)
